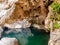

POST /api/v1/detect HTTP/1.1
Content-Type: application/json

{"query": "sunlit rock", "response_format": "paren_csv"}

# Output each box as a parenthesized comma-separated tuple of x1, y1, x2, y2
(32, 24, 45, 29)
(4, 19, 31, 28)
(0, 0, 18, 24)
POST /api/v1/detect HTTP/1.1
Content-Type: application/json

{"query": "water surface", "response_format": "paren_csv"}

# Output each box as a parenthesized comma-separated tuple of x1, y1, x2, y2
(2, 27, 50, 45)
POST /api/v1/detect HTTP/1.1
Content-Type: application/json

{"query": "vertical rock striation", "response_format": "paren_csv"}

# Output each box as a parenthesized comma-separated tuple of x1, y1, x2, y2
(0, 0, 18, 24)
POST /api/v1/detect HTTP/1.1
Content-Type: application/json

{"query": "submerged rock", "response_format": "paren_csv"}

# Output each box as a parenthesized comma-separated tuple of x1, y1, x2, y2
(0, 37, 20, 45)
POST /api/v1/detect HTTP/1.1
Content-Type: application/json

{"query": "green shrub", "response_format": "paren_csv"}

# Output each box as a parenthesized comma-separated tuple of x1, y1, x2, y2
(53, 21, 60, 29)
(51, 2, 60, 12)
(57, 15, 60, 20)
(50, 15, 55, 20)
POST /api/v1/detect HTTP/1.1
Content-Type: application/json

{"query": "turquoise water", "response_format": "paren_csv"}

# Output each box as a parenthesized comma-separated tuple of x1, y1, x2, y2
(2, 27, 50, 45)
(28, 27, 50, 45)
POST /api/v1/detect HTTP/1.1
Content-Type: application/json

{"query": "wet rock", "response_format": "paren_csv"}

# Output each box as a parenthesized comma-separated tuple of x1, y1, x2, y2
(0, 37, 20, 45)
(0, 0, 49, 27)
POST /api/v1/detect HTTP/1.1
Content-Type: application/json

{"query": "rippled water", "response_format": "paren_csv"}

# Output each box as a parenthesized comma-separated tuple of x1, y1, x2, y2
(2, 27, 50, 45)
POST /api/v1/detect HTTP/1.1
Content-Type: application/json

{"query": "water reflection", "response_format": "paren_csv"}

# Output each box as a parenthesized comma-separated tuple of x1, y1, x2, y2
(2, 27, 33, 45)
(1, 27, 49, 45)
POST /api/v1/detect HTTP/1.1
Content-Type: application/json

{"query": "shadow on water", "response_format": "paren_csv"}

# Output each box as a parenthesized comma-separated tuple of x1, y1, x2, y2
(2, 26, 50, 45)
(28, 26, 50, 45)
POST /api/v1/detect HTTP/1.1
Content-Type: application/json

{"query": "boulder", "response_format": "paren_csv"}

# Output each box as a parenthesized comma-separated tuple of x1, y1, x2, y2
(0, 0, 18, 24)
(0, 37, 20, 45)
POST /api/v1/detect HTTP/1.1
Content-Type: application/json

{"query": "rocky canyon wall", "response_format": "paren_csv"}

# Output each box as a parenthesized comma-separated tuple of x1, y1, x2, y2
(0, 0, 54, 27)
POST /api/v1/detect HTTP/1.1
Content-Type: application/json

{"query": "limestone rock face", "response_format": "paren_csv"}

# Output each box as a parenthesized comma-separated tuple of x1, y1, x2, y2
(0, 0, 49, 26)
(48, 30, 60, 45)
(0, 0, 54, 28)
(0, 0, 18, 24)
(0, 37, 20, 45)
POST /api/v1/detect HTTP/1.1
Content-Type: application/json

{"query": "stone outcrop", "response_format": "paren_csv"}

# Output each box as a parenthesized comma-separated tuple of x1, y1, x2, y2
(0, 0, 49, 27)
(45, 0, 60, 45)
(0, 37, 20, 45)
(0, 0, 18, 24)
(0, 0, 54, 29)
(48, 29, 60, 45)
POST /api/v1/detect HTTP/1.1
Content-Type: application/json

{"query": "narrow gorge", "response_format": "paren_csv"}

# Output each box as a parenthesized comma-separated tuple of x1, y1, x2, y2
(0, 0, 60, 45)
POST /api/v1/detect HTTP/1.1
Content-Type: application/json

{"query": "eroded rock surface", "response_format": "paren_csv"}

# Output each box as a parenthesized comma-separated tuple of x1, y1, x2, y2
(0, 0, 49, 26)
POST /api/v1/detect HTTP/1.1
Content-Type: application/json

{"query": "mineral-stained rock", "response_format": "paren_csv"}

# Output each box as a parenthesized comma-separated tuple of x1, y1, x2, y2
(0, 37, 20, 45)
(0, 0, 49, 27)
(0, 0, 54, 28)
(0, 0, 18, 24)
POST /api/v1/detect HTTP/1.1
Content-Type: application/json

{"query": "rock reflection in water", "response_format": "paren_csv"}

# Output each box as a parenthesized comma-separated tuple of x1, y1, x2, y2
(2, 27, 33, 45)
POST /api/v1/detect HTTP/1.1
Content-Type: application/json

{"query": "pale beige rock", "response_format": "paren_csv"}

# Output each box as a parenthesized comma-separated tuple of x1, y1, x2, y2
(48, 29, 60, 45)
(0, 37, 20, 45)
(4, 19, 31, 28)
(45, 6, 54, 30)
(0, 0, 18, 24)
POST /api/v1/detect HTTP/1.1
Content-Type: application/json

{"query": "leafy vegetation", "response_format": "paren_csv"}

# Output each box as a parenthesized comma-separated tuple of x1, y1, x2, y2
(50, 14, 60, 21)
(51, 2, 60, 12)
(50, 14, 60, 29)
(50, 15, 55, 20)
(53, 21, 60, 29)
(57, 15, 60, 20)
